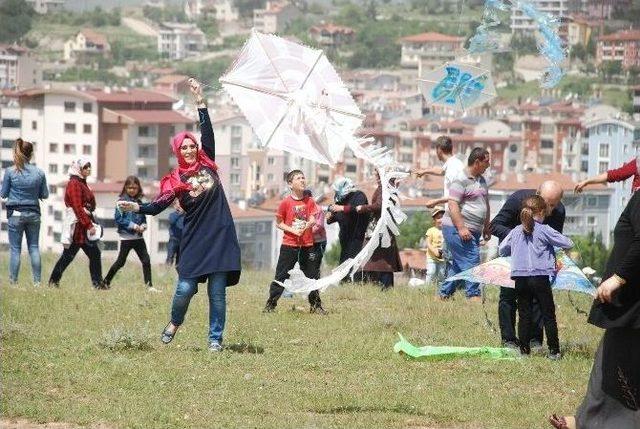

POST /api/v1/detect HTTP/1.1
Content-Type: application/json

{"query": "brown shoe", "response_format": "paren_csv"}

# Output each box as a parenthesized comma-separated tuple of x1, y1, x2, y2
(549, 414, 575, 429)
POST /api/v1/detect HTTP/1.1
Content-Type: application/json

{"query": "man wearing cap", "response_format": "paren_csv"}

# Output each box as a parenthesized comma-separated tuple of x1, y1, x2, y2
(425, 206, 446, 287)
(490, 180, 566, 348)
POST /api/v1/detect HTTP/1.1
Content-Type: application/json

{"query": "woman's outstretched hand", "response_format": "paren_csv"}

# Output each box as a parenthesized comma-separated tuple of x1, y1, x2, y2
(117, 201, 140, 213)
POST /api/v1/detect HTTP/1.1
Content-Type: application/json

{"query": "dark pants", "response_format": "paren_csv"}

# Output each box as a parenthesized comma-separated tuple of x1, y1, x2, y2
(366, 271, 394, 288)
(514, 276, 559, 354)
(499, 286, 544, 344)
(104, 239, 152, 286)
(165, 237, 180, 266)
(267, 245, 321, 308)
(49, 243, 102, 286)
(312, 241, 327, 280)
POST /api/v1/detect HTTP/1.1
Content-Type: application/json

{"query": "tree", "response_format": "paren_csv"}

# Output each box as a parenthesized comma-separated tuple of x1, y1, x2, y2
(570, 232, 610, 277)
(510, 35, 538, 55)
(599, 60, 622, 82)
(0, 0, 34, 43)
(397, 211, 432, 250)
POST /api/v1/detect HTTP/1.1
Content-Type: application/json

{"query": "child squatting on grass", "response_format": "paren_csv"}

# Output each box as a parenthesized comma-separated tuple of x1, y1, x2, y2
(263, 170, 327, 315)
(498, 195, 574, 359)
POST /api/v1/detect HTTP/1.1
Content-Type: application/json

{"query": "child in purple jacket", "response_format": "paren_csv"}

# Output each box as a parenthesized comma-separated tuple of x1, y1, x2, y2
(499, 195, 573, 359)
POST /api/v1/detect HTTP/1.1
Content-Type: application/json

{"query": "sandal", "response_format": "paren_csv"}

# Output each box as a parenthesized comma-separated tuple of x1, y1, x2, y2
(161, 323, 176, 344)
(549, 414, 570, 429)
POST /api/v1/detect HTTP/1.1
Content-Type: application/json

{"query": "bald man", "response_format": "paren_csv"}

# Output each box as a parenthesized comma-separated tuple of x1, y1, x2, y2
(490, 181, 566, 348)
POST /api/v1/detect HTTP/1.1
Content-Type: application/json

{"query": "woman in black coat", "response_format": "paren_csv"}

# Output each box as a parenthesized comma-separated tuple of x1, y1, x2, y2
(550, 191, 640, 428)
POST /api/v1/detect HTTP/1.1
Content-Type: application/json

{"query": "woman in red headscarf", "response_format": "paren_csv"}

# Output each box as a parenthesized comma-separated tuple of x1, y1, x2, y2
(118, 78, 241, 352)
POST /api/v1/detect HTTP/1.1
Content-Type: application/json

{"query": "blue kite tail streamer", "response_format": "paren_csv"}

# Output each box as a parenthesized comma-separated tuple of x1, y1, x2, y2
(468, 0, 509, 53)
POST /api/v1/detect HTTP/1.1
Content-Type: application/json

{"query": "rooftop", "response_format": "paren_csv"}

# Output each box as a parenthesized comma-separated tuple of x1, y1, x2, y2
(598, 30, 640, 42)
(399, 32, 465, 44)
(78, 28, 109, 47)
(103, 109, 193, 124)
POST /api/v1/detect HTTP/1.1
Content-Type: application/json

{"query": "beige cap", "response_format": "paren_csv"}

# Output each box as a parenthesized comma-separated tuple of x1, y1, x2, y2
(431, 206, 445, 218)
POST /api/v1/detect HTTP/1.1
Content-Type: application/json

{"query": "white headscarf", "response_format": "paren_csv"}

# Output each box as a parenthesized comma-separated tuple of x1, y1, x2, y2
(69, 156, 92, 177)
(332, 176, 356, 203)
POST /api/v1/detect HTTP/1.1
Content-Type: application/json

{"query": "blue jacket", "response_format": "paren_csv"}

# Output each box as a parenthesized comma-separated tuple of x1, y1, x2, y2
(1, 163, 49, 216)
(499, 220, 573, 278)
(115, 195, 147, 238)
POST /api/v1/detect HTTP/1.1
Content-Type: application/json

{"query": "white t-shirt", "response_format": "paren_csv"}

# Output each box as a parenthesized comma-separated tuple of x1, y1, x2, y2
(442, 155, 465, 198)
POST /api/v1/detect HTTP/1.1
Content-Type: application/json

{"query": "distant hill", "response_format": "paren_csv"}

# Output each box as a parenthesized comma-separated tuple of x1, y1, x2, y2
(63, 0, 183, 11)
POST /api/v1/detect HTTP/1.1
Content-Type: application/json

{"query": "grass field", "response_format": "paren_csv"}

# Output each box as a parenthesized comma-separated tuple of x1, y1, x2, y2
(1, 253, 601, 428)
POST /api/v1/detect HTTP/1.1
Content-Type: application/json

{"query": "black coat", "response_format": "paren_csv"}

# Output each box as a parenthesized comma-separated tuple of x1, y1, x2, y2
(327, 190, 369, 263)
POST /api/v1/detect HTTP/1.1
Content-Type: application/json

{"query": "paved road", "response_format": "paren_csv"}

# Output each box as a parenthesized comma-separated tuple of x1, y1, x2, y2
(122, 17, 158, 37)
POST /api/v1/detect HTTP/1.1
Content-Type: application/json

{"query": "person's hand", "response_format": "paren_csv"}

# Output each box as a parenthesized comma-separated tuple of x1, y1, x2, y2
(483, 224, 492, 241)
(141, 224, 147, 231)
(355, 205, 363, 213)
(425, 199, 439, 208)
(458, 227, 473, 241)
(188, 78, 202, 96)
(290, 228, 304, 237)
(325, 211, 333, 220)
(118, 201, 140, 212)
(574, 180, 588, 193)
(88, 226, 96, 235)
(596, 275, 625, 303)
(413, 168, 428, 178)
(330, 204, 344, 213)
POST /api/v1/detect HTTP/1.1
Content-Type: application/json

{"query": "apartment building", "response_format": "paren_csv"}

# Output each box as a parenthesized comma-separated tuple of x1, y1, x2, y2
(309, 23, 355, 50)
(596, 30, 640, 70)
(157, 22, 206, 60)
(26, 0, 65, 14)
(0, 44, 42, 89)
(184, 0, 239, 22)
(511, 0, 569, 35)
(398, 32, 465, 74)
(63, 29, 111, 63)
(253, 1, 301, 34)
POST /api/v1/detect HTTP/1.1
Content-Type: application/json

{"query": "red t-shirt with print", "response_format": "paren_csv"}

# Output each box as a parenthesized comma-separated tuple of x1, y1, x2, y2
(277, 194, 318, 247)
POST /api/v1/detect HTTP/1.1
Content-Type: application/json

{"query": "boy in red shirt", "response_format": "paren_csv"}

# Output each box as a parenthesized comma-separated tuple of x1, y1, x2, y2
(264, 170, 327, 314)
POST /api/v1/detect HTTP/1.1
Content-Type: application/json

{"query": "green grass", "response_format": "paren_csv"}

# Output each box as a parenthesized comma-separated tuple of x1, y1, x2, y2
(1, 253, 601, 428)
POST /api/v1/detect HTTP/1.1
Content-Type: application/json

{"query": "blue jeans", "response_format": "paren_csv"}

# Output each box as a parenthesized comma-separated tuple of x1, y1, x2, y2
(439, 225, 481, 298)
(8, 212, 42, 283)
(171, 272, 227, 343)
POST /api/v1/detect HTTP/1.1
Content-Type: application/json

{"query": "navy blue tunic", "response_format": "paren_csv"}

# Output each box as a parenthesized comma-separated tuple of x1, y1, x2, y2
(139, 108, 241, 286)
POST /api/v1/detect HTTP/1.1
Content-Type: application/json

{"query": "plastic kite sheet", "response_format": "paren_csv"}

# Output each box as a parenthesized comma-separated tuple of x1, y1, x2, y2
(394, 334, 519, 361)
(419, 62, 497, 112)
(468, 0, 567, 87)
(445, 250, 597, 297)
(219, 30, 364, 165)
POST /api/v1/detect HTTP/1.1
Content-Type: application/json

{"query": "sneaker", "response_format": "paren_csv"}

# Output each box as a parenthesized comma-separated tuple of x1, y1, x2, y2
(548, 352, 562, 361)
(310, 305, 328, 315)
(147, 286, 161, 293)
(282, 290, 293, 298)
(33, 282, 41, 288)
(208, 341, 223, 352)
(94, 281, 109, 290)
(262, 303, 276, 313)
(530, 339, 544, 351)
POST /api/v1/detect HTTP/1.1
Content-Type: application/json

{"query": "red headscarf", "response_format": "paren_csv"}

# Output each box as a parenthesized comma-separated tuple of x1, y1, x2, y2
(158, 131, 218, 197)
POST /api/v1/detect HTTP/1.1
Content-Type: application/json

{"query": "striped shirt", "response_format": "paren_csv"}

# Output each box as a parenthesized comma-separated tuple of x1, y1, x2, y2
(442, 172, 488, 232)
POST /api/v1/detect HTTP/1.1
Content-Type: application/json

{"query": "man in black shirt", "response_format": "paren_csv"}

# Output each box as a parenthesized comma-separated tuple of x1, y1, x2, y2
(490, 181, 566, 348)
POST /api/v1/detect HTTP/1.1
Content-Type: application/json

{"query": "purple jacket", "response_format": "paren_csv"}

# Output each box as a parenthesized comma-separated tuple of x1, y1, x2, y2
(499, 220, 573, 278)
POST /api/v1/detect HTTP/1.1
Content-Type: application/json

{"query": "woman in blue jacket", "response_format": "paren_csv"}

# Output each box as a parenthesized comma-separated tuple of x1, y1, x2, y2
(1, 138, 49, 286)
(103, 176, 157, 291)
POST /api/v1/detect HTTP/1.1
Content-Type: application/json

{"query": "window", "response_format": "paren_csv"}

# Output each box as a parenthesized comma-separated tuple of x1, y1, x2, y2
(53, 210, 62, 221)
(586, 216, 597, 227)
(400, 154, 413, 162)
(267, 173, 274, 181)
(542, 124, 554, 134)
(598, 161, 609, 173)
(47, 226, 53, 236)
(103, 241, 118, 251)
(598, 143, 609, 157)
(82, 145, 91, 155)
(402, 138, 413, 147)
(64, 123, 76, 133)
(48, 164, 58, 174)
(1, 139, 13, 148)
(138, 146, 155, 158)
(231, 137, 241, 153)
(102, 219, 117, 228)
(83, 103, 92, 113)
(138, 126, 150, 137)
(186, 123, 193, 131)
(267, 157, 275, 165)
(509, 144, 518, 153)
(509, 159, 517, 168)
(49, 143, 58, 153)
(63, 164, 70, 174)
(83, 124, 92, 134)
(31, 121, 37, 130)
(510, 122, 522, 131)
(64, 101, 76, 112)
(231, 157, 240, 168)
(158, 219, 170, 230)
(1, 160, 12, 169)
(541, 139, 554, 149)
(346, 164, 357, 173)
(63, 144, 75, 154)
(581, 160, 588, 172)
(138, 167, 149, 178)
(587, 196, 597, 207)
(2, 119, 20, 128)
(230, 173, 240, 185)
(231, 125, 242, 136)
(53, 232, 61, 243)
(48, 206, 53, 215)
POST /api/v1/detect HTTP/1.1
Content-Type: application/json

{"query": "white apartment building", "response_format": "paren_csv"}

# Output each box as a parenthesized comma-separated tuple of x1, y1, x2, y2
(253, 1, 301, 34)
(184, 0, 239, 22)
(511, 0, 568, 34)
(157, 22, 206, 60)
(26, 0, 65, 14)
(0, 44, 42, 89)
(398, 32, 465, 74)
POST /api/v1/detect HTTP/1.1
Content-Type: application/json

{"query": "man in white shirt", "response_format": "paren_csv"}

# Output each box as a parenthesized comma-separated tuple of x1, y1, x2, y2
(413, 135, 465, 208)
